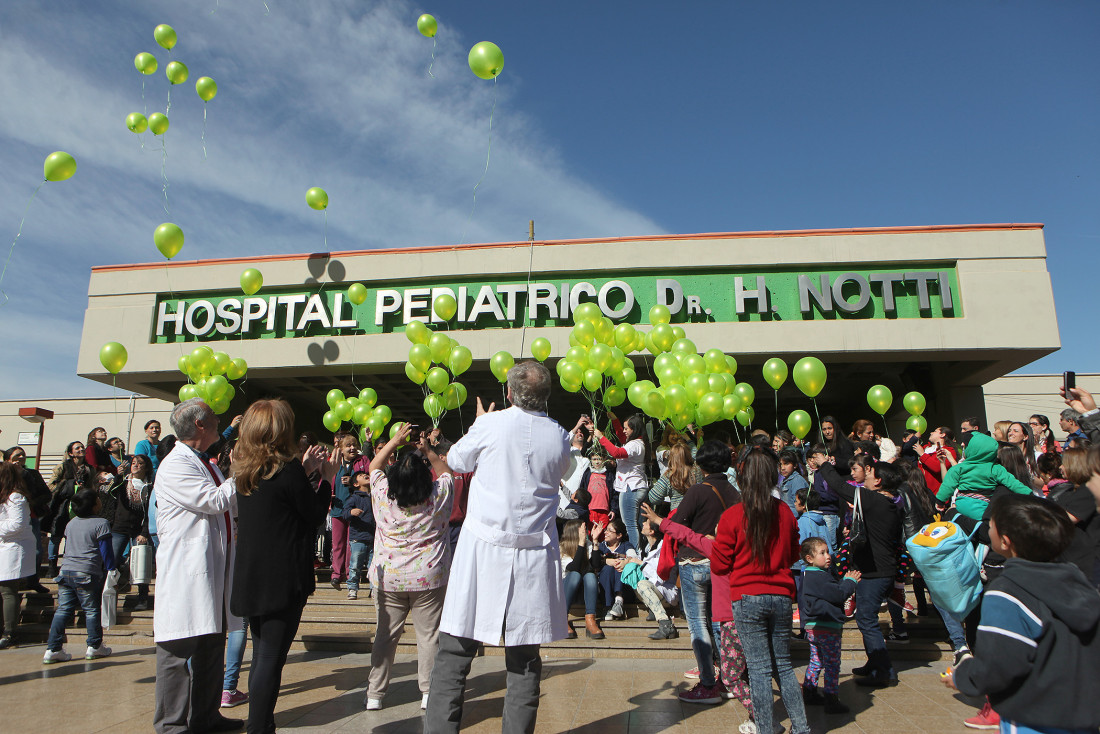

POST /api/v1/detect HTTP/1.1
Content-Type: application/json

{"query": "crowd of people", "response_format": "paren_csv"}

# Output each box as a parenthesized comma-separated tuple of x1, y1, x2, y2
(1, 367, 1098, 734)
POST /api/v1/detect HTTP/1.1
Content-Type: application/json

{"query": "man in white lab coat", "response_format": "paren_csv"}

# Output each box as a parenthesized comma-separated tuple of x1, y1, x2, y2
(425, 361, 572, 734)
(153, 399, 242, 734)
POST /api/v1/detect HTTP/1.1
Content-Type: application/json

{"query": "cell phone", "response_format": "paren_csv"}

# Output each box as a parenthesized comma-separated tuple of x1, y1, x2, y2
(1064, 371, 1076, 394)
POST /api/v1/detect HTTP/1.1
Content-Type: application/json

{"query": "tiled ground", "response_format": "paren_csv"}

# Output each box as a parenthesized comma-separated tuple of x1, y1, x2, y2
(0, 643, 984, 733)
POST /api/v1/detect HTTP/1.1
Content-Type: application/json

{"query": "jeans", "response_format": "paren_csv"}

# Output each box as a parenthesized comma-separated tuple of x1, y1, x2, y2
(598, 563, 624, 606)
(47, 570, 105, 651)
(937, 604, 968, 650)
(48, 534, 61, 563)
(111, 531, 150, 599)
(618, 489, 644, 552)
(224, 615, 249, 690)
(562, 571, 598, 615)
(347, 540, 373, 591)
(822, 514, 841, 554)
(998, 721, 1098, 734)
(679, 561, 719, 687)
(733, 594, 810, 734)
(854, 576, 896, 677)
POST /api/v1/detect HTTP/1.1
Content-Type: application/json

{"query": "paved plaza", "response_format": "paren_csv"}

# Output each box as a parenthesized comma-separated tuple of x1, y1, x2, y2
(0, 643, 983, 733)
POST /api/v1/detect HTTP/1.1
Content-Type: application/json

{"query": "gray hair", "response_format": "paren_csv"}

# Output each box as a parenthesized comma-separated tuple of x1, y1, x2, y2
(171, 398, 211, 440)
(1061, 408, 1081, 424)
(507, 361, 552, 412)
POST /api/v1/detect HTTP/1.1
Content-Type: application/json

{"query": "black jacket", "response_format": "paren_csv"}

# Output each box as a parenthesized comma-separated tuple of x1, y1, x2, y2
(110, 477, 151, 538)
(231, 460, 332, 618)
(955, 558, 1100, 729)
(671, 473, 741, 562)
(799, 566, 857, 626)
(818, 463, 901, 578)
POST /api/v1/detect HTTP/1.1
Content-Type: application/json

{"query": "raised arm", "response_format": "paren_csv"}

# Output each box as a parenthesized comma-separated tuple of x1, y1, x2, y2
(370, 423, 413, 473)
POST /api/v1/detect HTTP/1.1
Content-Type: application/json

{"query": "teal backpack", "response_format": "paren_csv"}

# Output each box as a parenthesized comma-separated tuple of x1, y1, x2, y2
(905, 515, 983, 620)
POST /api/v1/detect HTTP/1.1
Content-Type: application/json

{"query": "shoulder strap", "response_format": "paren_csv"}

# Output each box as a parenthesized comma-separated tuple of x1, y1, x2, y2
(703, 481, 727, 511)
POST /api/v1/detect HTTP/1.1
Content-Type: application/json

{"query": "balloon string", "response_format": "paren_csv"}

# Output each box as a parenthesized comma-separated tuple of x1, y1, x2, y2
(428, 37, 436, 78)
(810, 396, 828, 456)
(165, 85, 171, 116)
(161, 136, 170, 214)
(201, 104, 208, 161)
(774, 390, 779, 434)
(881, 416, 891, 440)
(460, 76, 497, 245)
(263, 0, 270, 15)
(211, 0, 219, 13)
(323, 209, 328, 250)
(0, 182, 45, 308)
(112, 376, 120, 437)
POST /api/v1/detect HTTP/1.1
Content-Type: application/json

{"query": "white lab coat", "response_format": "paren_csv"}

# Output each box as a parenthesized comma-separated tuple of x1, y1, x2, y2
(441, 406, 572, 646)
(0, 493, 35, 582)
(152, 443, 239, 642)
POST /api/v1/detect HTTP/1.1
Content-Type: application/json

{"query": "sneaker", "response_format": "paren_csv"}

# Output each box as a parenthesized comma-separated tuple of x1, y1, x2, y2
(221, 690, 249, 708)
(604, 601, 625, 620)
(330, 578, 341, 590)
(365, 698, 382, 711)
(133, 598, 149, 611)
(954, 646, 973, 667)
(844, 595, 856, 619)
(347, 589, 358, 600)
(791, 608, 800, 626)
(964, 701, 1000, 730)
(738, 721, 784, 734)
(714, 682, 734, 700)
(85, 645, 112, 659)
(885, 631, 910, 643)
(684, 666, 701, 679)
(421, 693, 429, 710)
(677, 682, 723, 705)
(0, 635, 14, 650)
(43, 649, 72, 664)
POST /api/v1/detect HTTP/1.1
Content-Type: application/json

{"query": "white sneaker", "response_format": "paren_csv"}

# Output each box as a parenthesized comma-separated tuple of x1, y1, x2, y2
(85, 645, 112, 659)
(365, 698, 382, 711)
(43, 648, 72, 664)
(421, 693, 429, 710)
(347, 589, 358, 600)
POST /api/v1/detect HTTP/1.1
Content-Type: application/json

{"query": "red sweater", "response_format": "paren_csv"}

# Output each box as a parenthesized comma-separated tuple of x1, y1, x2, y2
(710, 501, 800, 602)
(918, 446, 957, 492)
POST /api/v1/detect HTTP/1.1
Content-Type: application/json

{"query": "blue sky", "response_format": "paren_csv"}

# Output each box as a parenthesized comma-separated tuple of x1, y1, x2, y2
(0, 1, 1096, 399)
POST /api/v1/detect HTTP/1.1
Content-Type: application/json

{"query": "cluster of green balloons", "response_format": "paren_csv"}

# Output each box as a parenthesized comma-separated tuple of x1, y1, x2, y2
(642, 342, 750, 430)
(127, 27, 217, 138)
(322, 388, 392, 443)
(403, 320, 472, 423)
(903, 391, 928, 434)
(99, 342, 128, 375)
(176, 346, 248, 415)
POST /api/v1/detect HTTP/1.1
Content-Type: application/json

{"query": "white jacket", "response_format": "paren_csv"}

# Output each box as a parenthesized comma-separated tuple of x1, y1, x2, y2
(152, 444, 239, 642)
(0, 493, 34, 582)
(440, 406, 572, 646)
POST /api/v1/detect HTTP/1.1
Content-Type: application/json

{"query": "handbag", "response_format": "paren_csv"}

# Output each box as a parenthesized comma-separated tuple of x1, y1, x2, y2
(848, 487, 869, 551)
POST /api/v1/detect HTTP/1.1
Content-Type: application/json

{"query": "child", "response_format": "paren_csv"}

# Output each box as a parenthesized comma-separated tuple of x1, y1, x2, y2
(583, 454, 613, 532)
(330, 434, 370, 590)
(793, 488, 831, 633)
(598, 517, 637, 620)
(799, 537, 860, 713)
(946, 493, 1100, 733)
(342, 470, 376, 600)
(934, 431, 1034, 521)
(43, 488, 116, 663)
(779, 449, 810, 517)
(608, 516, 679, 639)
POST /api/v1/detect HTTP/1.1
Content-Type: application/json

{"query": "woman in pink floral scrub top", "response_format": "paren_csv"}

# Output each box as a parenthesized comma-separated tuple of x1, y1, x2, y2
(364, 423, 454, 711)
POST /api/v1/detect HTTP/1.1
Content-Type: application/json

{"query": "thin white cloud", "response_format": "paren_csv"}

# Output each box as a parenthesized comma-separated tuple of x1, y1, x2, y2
(0, 0, 662, 399)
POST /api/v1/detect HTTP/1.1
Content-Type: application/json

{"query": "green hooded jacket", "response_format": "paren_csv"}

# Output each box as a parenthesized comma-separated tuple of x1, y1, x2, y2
(935, 432, 1034, 519)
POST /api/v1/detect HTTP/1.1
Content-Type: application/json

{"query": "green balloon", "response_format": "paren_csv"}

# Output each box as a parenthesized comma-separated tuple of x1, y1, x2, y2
(734, 382, 756, 406)
(444, 382, 467, 410)
(703, 349, 726, 373)
(681, 354, 705, 375)
(762, 358, 788, 391)
(417, 14, 438, 37)
(154, 222, 184, 260)
(429, 332, 452, 364)
(736, 409, 752, 427)
(613, 323, 636, 351)
(903, 391, 927, 416)
(359, 388, 378, 407)
(154, 24, 177, 50)
(788, 410, 812, 439)
(648, 304, 671, 324)
(240, 268, 263, 296)
(627, 381, 650, 408)
(126, 112, 148, 134)
(353, 404, 372, 425)
(148, 112, 169, 136)
(583, 369, 603, 392)
(698, 392, 724, 424)
(560, 360, 584, 385)
(645, 390, 667, 420)
(603, 386, 626, 407)
(190, 346, 214, 373)
(906, 414, 928, 434)
(374, 404, 393, 425)
(531, 337, 552, 362)
(614, 368, 637, 388)
(671, 338, 697, 355)
(722, 395, 740, 421)
(433, 293, 457, 321)
(348, 283, 368, 305)
(134, 52, 158, 75)
(405, 361, 426, 385)
(405, 319, 431, 345)
(572, 302, 601, 325)
(165, 60, 189, 85)
(588, 344, 613, 372)
(725, 355, 739, 376)
(195, 76, 217, 102)
(43, 151, 77, 182)
(426, 366, 450, 394)
(177, 355, 190, 375)
(424, 394, 445, 420)
(367, 414, 386, 434)
(468, 41, 504, 79)
(326, 388, 345, 408)
(322, 410, 341, 432)
(447, 345, 473, 376)
(867, 385, 893, 415)
(226, 358, 247, 381)
(490, 351, 514, 384)
(793, 357, 827, 398)
(178, 384, 198, 402)
(685, 373, 708, 403)
(98, 341, 128, 374)
(409, 344, 432, 372)
(650, 324, 675, 353)
(560, 375, 582, 393)
(335, 400, 353, 421)
(305, 187, 328, 210)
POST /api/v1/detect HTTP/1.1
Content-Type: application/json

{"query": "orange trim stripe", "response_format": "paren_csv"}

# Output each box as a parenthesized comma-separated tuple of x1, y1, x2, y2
(91, 223, 1044, 273)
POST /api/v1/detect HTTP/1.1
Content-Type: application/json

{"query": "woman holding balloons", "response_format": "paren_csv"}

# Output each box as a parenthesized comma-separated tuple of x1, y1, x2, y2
(592, 413, 650, 552)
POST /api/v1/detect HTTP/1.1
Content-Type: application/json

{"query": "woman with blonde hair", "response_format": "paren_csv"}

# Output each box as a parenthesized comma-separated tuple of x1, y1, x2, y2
(230, 399, 337, 734)
(992, 420, 1013, 443)
(647, 442, 702, 512)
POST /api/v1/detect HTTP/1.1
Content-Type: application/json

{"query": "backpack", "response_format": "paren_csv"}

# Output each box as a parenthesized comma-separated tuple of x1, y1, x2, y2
(905, 515, 982, 620)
